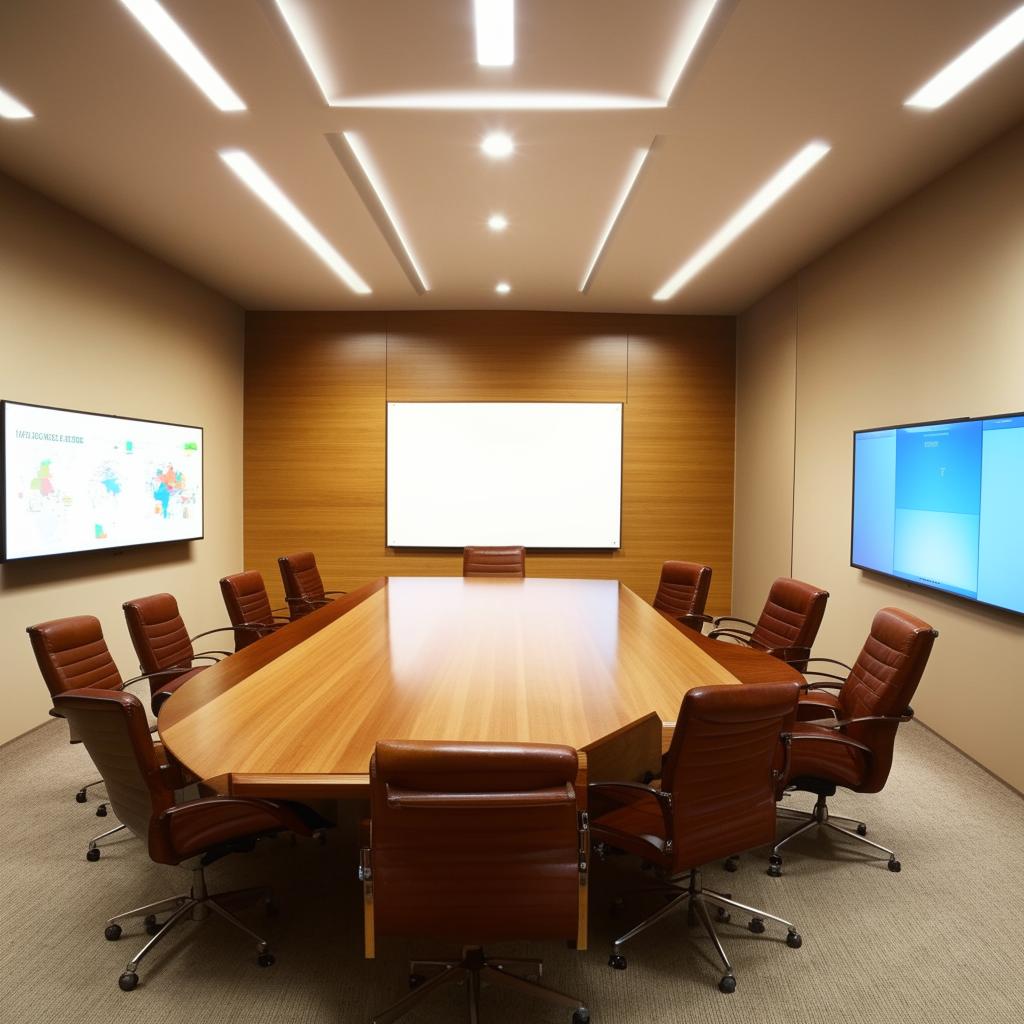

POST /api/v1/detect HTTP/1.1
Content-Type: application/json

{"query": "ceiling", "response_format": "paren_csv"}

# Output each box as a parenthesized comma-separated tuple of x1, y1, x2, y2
(1, 0, 1022, 314)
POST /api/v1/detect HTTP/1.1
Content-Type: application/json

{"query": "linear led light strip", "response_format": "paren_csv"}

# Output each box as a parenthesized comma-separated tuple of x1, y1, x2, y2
(119, 0, 245, 111)
(476, 0, 514, 67)
(653, 141, 830, 302)
(0, 86, 33, 119)
(905, 4, 1024, 109)
(219, 150, 371, 295)
(580, 143, 654, 293)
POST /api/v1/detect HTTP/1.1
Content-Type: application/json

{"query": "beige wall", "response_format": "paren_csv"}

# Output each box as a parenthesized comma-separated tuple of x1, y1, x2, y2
(735, 123, 1024, 791)
(0, 173, 244, 744)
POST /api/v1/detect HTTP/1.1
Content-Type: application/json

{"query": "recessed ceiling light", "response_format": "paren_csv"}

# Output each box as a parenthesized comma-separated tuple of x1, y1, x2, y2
(904, 5, 1024, 110)
(0, 86, 33, 119)
(481, 131, 514, 158)
(495, 281, 512, 294)
(475, 0, 515, 67)
(118, 0, 245, 112)
(653, 141, 830, 302)
(219, 150, 370, 294)
(487, 213, 509, 232)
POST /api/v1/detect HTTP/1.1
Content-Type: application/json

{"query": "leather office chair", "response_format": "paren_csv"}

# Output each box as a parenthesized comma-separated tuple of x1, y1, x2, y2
(53, 688, 313, 991)
(590, 682, 802, 993)
(219, 571, 290, 651)
(277, 551, 345, 619)
(26, 615, 185, 860)
(652, 560, 712, 632)
(362, 740, 589, 1024)
(769, 606, 938, 875)
(462, 545, 526, 577)
(708, 577, 829, 673)
(122, 593, 233, 713)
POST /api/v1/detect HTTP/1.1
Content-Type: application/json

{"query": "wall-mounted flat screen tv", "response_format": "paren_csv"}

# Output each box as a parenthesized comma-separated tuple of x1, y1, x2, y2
(1, 401, 203, 562)
(387, 402, 622, 549)
(852, 412, 1023, 615)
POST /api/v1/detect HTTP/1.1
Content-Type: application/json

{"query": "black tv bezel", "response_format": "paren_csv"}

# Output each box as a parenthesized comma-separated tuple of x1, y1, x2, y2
(850, 410, 1024, 619)
(0, 399, 205, 563)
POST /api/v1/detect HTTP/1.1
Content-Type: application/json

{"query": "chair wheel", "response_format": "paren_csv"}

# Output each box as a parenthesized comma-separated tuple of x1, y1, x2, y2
(76, 790, 88, 803)
(856, 823, 867, 836)
(888, 859, 901, 873)
(716, 908, 730, 923)
(786, 931, 802, 949)
(104, 924, 122, 941)
(87, 848, 101, 862)
(96, 804, 108, 818)
(748, 917, 765, 934)
(408, 974, 425, 989)
(572, 1011, 590, 1024)
(257, 952, 275, 968)
(723, 857, 738, 872)
(118, 972, 138, 991)
(608, 954, 627, 971)
(767, 856, 782, 877)
(145, 919, 160, 937)
(718, 975, 736, 994)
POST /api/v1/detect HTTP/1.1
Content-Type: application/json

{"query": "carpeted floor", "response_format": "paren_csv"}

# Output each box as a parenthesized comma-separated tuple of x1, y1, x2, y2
(1, 717, 1022, 1024)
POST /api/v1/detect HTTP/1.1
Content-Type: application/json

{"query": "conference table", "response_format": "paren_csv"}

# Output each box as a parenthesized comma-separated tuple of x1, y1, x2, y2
(159, 576, 803, 801)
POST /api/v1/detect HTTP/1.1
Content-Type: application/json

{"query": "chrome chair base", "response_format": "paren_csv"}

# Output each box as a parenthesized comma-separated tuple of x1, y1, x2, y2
(608, 868, 801, 993)
(372, 946, 589, 1024)
(770, 793, 900, 874)
(87, 822, 128, 861)
(103, 865, 275, 990)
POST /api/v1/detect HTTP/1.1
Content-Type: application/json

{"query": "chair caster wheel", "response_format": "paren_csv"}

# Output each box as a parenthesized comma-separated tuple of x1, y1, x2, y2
(748, 917, 765, 934)
(608, 954, 627, 971)
(257, 952, 275, 968)
(104, 924, 122, 941)
(144, 918, 160, 937)
(723, 857, 738, 872)
(716, 908, 730, 923)
(856, 823, 867, 836)
(718, 975, 736, 993)
(572, 1011, 590, 1024)
(87, 848, 101, 862)
(76, 790, 88, 804)
(786, 931, 802, 949)
(888, 859, 901, 872)
(118, 972, 138, 991)
(767, 856, 782, 877)
(96, 804, 108, 818)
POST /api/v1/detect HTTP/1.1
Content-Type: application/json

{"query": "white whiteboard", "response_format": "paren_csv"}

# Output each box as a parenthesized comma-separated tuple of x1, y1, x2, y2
(386, 403, 622, 548)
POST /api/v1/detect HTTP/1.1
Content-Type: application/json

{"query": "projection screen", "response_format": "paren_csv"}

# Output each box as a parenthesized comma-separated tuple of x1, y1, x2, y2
(386, 402, 622, 548)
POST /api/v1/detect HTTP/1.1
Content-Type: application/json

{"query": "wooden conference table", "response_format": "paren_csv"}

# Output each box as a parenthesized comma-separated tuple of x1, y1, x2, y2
(159, 577, 802, 801)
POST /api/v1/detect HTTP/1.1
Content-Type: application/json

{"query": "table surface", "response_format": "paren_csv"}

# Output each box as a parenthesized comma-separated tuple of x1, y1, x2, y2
(159, 577, 801, 795)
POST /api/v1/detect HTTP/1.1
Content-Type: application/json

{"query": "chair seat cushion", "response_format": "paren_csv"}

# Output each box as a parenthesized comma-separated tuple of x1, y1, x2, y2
(151, 667, 206, 714)
(796, 690, 841, 721)
(590, 789, 671, 866)
(786, 721, 868, 791)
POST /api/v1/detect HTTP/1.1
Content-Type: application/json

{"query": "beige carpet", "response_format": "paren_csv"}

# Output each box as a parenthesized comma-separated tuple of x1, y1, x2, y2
(1, 718, 1022, 1024)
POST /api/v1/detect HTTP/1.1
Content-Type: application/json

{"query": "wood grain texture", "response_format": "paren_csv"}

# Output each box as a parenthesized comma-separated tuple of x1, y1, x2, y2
(244, 311, 735, 608)
(159, 578, 751, 794)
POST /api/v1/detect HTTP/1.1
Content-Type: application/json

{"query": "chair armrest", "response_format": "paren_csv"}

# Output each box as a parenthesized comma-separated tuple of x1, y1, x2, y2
(588, 781, 674, 838)
(707, 628, 753, 645)
(121, 667, 199, 689)
(193, 650, 231, 661)
(807, 709, 915, 730)
(801, 657, 854, 672)
(189, 626, 243, 644)
(712, 615, 756, 630)
(783, 731, 873, 756)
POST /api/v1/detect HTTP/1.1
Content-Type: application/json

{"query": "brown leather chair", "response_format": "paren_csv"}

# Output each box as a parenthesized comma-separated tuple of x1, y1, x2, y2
(769, 607, 938, 875)
(362, 740, 589, 1023)
(26, 615, 184, 859)
(462, 545, 526, 577)
(52, 688, 313, 991)
(122, 593, 233, 713)
(219, 571, 290, 651)
(590, 682, 802, 993)
(652, 560, 712, 632)
(277, 551, 345, 619)
(708, 577, 829, 673)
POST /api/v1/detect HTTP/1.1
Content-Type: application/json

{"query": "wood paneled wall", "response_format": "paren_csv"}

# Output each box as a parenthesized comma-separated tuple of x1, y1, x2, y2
(245, 311, 735, 612)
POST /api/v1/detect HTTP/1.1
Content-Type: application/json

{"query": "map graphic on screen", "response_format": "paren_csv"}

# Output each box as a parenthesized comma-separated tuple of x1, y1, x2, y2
(1, 401, 203, 561)
(852, 413, 1023, 615)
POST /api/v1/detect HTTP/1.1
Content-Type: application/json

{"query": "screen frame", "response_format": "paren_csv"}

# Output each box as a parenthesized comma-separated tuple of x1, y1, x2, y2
(384, 400, 625, 551)
(850, 409, 1024, 618)
(0, 399, 205, 563)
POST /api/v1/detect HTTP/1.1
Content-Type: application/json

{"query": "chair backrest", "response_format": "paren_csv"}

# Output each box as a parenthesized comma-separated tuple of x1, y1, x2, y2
(278, 551, 326, 608)
(220, 570, 274, 651)
(462, 546, 526, 578)
(26, 615, 123, 699)
(368, 740, 581, 945)
(836, 607, 937, 792)
(662, 682, 800, 870)
(51, 688, 172, 846)
(750, 577, 829, 664)
(653, 561, 712, 623)
(122, 593, 195, 676)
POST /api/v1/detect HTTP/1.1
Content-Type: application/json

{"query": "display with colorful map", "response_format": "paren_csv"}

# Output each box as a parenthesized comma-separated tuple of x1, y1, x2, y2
(1, 401, 203, 561)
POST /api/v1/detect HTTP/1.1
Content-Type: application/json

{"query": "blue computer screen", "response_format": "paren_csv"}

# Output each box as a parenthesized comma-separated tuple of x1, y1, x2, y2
(852, 413, 1024, 614)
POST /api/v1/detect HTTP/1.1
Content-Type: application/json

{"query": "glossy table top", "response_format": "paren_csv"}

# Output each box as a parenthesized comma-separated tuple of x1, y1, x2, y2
(160, 577, 800, 792)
